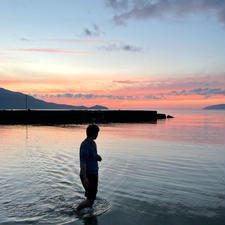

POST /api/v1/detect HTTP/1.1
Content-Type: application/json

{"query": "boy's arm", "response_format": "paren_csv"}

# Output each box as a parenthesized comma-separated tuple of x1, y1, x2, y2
(80, 144, 89, 188)
(81, 163, 89, 188)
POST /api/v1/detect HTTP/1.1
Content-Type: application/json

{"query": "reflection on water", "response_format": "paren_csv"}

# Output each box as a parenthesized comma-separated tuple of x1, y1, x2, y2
(0, 110, 224, 225)
(99, 110, 225, 144)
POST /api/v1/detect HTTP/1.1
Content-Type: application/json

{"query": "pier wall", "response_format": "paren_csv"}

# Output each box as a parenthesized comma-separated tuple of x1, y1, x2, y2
(0, 110, 166, 124)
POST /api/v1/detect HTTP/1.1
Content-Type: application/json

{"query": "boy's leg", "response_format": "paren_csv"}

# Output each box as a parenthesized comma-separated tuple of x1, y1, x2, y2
(76, 174, 97, 211)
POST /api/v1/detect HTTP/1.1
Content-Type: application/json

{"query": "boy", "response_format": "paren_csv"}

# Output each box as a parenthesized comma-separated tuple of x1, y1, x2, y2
(77, 124, 102, 211)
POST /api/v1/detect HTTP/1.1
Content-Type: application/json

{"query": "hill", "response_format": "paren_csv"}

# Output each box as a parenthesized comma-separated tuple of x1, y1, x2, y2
(203, 104, 225, 110)
(0, 88, 108, 110)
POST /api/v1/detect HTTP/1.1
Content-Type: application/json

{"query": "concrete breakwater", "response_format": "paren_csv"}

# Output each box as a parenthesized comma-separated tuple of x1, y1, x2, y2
(0, 110, 167, 124)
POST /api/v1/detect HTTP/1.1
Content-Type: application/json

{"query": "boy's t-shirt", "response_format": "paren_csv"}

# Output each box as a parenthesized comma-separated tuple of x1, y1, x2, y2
(80, 138, 98, 174)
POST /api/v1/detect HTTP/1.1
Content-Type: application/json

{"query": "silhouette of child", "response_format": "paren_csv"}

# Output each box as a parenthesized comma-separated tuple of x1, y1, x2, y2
(77, 124, 102, 211)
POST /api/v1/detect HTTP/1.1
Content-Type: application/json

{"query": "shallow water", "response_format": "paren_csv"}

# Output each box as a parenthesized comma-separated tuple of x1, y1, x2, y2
(0, 110, 224, 225)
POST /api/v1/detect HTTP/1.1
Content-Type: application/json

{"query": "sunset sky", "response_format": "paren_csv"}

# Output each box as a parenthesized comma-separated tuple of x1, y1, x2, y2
(0, 0, 225, 109)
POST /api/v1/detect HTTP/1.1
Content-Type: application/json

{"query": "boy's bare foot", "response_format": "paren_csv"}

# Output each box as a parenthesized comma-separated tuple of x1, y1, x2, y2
(76, 199, 94, 211)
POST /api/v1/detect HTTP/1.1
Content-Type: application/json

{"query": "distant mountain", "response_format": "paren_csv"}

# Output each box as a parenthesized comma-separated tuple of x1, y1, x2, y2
(203, 104, 225, 110)
(89, 105, 108, 110)
(0, 88, 108, 110)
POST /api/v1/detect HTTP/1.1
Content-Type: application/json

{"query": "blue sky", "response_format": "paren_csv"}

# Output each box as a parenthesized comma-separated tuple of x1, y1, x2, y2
(0, 0, 225, 108)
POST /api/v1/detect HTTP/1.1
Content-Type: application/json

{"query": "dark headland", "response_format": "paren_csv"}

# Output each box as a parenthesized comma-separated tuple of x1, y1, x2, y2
(0, 87, 107, 110)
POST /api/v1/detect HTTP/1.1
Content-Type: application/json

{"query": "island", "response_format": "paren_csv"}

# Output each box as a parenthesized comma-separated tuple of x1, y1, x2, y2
(203, 104, 225, 110)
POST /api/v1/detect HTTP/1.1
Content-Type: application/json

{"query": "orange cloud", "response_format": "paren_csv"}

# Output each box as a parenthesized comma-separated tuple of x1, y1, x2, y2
(113, 80, 140, 84)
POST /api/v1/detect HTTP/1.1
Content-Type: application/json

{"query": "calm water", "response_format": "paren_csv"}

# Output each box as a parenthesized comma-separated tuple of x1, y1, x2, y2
(0, 110, 224, 225)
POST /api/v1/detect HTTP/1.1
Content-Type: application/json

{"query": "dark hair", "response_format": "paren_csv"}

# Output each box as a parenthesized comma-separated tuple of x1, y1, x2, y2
(86, 124, 100, 137)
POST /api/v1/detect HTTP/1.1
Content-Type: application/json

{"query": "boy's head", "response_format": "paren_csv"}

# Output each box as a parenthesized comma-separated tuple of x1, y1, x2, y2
(86, 124, 100, 139)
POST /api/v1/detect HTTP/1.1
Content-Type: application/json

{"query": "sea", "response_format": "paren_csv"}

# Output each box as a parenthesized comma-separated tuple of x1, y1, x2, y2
(0, 109, 224, 225)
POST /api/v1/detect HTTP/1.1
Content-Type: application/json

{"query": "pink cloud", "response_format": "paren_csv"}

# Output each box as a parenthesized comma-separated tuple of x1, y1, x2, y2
(7, 48, 95, 54)
(113, 75, 225, 93)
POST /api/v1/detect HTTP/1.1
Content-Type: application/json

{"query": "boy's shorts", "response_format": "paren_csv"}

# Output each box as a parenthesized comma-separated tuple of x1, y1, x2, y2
(80, 173, 98, 200)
